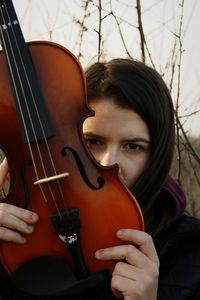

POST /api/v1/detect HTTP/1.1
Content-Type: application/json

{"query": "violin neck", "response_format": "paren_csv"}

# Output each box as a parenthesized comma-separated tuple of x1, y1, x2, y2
(0, 0, 53, 143)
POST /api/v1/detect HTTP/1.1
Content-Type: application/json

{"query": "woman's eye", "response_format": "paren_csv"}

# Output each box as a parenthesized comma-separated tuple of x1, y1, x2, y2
(85, 138, 102, 146)
(126, 143, 143, 151)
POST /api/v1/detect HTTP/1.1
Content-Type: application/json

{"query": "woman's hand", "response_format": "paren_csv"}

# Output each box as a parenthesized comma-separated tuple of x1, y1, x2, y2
(0, 158, 39, 244)
(0, 203, 39, 244)
(95, 229, 159, 300)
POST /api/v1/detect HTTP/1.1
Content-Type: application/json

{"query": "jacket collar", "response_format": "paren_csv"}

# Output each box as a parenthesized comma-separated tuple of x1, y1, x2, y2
(163, 175, 186, 222)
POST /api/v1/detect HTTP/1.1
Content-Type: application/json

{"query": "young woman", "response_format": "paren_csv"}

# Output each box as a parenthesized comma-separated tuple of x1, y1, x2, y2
(0, 58, 200, 299)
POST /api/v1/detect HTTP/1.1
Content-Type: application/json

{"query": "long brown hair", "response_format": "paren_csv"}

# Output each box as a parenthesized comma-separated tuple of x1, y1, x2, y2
(85, 58, 175, 236)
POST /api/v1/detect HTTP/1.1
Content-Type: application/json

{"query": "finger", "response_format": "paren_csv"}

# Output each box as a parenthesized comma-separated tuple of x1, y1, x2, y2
(0, 203, 39, 224)
(0, 203, 38, 234)
(117, 229, 159, 264)
(95, 243, 149, 269)
(112, 268, 158, 300)
(0, 226, 26, 244)
(113, 261, 141, 279)
(0, 208, 35, 234)
(113, 260, 159, 287)
(111, 275, 138, 300)
(0, 158, 9, 191)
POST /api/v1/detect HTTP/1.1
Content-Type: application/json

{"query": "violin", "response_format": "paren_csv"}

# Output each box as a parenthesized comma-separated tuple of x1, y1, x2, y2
(0, 0, 144, 296)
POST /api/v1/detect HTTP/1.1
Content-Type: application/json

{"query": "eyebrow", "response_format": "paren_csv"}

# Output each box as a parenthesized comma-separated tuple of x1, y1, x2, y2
(125, 137, 150, 144)
(83, 132, 150, 144)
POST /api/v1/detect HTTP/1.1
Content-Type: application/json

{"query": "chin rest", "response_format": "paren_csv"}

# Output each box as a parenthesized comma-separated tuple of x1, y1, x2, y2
(11, 255, 110, 296)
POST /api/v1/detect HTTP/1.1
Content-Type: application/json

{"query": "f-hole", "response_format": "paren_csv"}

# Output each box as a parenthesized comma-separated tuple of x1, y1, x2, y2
(0, 148, 10, 199)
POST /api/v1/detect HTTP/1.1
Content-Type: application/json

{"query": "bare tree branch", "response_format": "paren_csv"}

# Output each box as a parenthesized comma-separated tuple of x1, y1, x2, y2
(135, 1, 156, 68)
(174, 0, 185, 184)
(110, 11, 133, 59)
(136, 0, 145, 62)
(75, 0, 90, 60)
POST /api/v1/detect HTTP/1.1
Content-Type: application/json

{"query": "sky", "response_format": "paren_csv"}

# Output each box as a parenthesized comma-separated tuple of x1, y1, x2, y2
(2, 0, 200, 136)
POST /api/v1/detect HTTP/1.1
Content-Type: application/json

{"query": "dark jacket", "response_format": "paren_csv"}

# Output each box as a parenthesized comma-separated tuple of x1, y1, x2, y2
(0, 178, 200, 299)
(156, 214, 200, 299)
(155, 176, 200, 299)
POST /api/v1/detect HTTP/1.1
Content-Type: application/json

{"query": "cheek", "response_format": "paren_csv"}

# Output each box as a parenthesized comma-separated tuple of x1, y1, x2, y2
(121, 155, 149, 188)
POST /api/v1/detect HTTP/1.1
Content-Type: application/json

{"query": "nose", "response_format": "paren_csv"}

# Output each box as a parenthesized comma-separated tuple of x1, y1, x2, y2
(99, 147, 118, 167)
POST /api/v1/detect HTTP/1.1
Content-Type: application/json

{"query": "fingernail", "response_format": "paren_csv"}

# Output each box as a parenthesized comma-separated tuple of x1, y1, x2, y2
(117, 229, 124, 238)
(26, 225, 34, 233)
(19, 237, 26, 244)
(30, 212, 39, 222)
(95, 250, 103, 259)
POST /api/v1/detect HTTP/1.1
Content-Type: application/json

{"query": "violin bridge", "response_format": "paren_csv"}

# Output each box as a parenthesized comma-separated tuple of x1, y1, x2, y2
(34, 172, 69, 185)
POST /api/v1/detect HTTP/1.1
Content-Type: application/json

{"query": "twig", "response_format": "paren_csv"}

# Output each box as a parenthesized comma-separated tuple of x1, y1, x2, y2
(177, 117, 200, 165)
(75, 0, 90, 60)
(110, 11, 132, 59)
(136, 0, 145, 62)
(174, 0, 185, 184)
(135, 0, 156, 68)
(97, 0, 102, 61)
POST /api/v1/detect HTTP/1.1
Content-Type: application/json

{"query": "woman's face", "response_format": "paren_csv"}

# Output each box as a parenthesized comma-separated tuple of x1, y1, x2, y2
(83, 99, 150, 189)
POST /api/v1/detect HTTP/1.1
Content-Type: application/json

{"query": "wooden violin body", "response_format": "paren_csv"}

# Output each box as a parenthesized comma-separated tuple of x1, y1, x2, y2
(0, 0, 144, 296)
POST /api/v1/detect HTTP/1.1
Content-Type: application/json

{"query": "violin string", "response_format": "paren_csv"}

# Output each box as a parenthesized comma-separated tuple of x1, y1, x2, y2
(1, 1, 66, 216)
(0, 3, 49, 206)
(2, 0, 65, 215)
